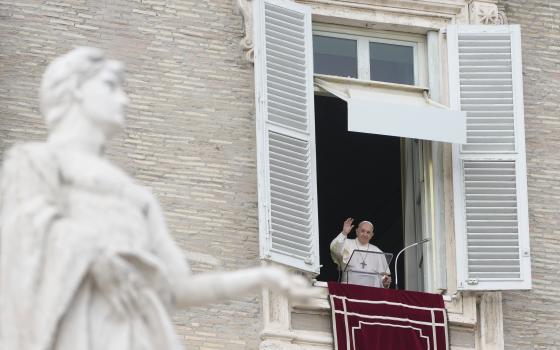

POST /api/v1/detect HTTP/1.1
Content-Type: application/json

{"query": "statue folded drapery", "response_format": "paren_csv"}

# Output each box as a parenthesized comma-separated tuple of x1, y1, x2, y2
(1, 142, 189, 349)
(0, 47, 317, 350)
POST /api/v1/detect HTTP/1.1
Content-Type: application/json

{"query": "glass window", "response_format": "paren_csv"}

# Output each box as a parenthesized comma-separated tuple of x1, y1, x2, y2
(313, 35, 358, 78)
(370, 42, 414, 85)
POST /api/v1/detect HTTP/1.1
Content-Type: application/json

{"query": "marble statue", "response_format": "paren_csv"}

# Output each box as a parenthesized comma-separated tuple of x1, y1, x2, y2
(0, 47, 316, 350)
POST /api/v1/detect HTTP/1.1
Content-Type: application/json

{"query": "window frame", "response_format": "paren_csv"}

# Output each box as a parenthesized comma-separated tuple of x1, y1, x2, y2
(313, 23, 428, 87)
(311, 23, 444, 292)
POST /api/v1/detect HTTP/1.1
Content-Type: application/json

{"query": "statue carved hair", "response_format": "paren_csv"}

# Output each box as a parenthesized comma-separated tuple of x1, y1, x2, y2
(39, 47, 123, 130)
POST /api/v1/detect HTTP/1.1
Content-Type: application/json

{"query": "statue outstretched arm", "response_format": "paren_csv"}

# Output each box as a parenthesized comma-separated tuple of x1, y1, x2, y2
(142, 183, 320, 309)
(174, 266, 319, 308)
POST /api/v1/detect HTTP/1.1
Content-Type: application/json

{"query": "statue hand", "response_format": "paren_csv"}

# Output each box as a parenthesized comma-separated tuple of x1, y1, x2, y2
(262, 266, 322, 302)
(91, 254, 140, 316)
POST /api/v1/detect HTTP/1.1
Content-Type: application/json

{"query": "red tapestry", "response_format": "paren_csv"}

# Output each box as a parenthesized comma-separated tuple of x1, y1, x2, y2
(328, 282, 448, 350)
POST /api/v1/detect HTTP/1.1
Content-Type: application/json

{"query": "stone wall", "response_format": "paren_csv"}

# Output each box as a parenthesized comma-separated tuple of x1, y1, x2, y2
(3, 1, 560, 349)
(499, 0, 560, 349)
(0, 1, 261, 349)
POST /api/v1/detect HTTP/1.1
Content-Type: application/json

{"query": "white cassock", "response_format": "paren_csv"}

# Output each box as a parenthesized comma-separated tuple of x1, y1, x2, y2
(330, 233, 390, 288)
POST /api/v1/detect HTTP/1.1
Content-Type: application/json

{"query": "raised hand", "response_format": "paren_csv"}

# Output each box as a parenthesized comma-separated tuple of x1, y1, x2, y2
(342, 217, 354, 236)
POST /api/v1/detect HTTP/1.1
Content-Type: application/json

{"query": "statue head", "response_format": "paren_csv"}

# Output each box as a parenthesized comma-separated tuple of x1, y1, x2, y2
(40, 47, 129, 137)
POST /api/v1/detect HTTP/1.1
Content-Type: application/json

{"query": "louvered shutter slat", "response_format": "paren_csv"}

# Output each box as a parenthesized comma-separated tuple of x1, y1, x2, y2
(254, 0, 319, 272)
(266, 34, 304, 54)
(268, 81, 306, 100)
(272, 226, 312, 243)
(268, 114, 307, 130)
(464, 159, 521, 281)
(457, 31, 516, 154)
(449, 25, 531, 290)
(267, 43, 306, 61)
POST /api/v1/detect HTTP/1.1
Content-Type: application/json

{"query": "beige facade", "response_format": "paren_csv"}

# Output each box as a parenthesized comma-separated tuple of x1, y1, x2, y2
(0, 0, 559, 349)
(497, 0, 560, 349)
(0, 1, 261, 348)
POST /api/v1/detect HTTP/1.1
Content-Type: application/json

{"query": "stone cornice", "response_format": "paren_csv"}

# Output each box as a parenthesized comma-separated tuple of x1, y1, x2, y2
(302, 0, 469, 33)
(298, 0, 468, 17)
(237, 0, 512, 62)
(236, 0, 509, 63)
(237, 0, 470, 62)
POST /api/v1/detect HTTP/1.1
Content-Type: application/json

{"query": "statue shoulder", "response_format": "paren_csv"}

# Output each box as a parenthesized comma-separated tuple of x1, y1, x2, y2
(3, 142, 58, 174)
(1, 142, 61, 200)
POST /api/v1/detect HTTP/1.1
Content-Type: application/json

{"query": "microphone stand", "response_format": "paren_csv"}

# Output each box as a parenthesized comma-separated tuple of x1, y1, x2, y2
(394, 238, 430, 290)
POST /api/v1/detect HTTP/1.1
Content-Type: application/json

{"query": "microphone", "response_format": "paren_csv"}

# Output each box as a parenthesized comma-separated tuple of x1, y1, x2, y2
(394, 238, 430, 290)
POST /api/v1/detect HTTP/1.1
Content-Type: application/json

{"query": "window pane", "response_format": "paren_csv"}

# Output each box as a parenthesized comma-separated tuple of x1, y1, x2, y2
(370, 42, 414, 85)
(313, 35, 358, 78)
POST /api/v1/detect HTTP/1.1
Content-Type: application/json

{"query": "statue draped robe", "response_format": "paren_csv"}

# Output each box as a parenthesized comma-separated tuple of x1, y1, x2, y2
(0, 143, 190, 350)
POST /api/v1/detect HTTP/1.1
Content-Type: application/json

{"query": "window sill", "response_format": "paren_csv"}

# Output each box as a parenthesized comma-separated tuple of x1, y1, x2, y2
(314, 73, 429, 93)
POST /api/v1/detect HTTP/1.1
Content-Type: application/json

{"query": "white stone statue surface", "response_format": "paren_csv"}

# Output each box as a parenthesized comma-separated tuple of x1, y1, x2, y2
(0, 47, 315, 350)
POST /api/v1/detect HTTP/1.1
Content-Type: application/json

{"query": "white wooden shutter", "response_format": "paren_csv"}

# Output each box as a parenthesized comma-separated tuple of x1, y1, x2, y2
(253, 0, 319, 273)
(448, 25, 531, 290)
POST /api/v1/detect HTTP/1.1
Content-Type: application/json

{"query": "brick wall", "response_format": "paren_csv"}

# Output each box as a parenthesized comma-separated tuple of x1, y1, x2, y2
(4, 1, 560, 349)
(0, 1, 261, 349)
(499, 1, 560, 349)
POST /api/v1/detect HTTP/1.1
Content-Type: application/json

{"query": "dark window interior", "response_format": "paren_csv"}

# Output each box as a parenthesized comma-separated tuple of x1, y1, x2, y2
(314, 95, 404, 288)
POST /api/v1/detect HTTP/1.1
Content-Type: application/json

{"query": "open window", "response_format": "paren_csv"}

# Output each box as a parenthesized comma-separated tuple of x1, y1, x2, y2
(311, 28, 438, 291)
(253, 0, 531, 292)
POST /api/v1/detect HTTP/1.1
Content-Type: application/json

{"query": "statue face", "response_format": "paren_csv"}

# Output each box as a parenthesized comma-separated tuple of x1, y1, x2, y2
(79, 66, 129, 135)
